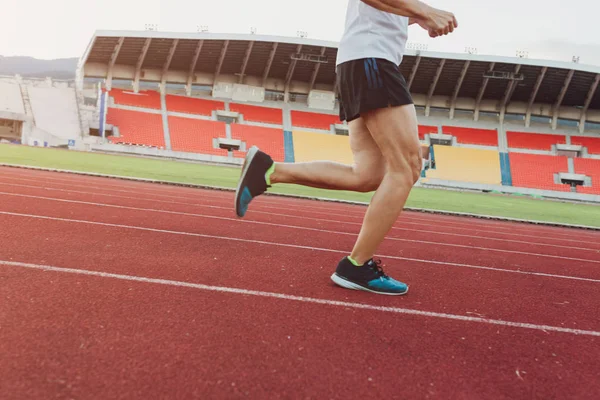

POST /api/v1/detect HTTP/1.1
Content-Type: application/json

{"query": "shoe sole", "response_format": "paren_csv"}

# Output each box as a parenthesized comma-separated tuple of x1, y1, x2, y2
(330, 273, 409, 296)
(234, 146, 259, 217)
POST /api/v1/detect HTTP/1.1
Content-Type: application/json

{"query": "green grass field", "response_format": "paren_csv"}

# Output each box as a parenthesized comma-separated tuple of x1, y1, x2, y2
(1, 144, 599, 228)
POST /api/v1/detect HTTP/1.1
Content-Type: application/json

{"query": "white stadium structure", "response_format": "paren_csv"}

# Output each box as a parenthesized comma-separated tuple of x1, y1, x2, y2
(1, 30, 599, 202)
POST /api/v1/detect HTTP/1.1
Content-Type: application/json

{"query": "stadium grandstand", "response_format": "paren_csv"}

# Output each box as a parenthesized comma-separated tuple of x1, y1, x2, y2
(2, 30, 600, 201)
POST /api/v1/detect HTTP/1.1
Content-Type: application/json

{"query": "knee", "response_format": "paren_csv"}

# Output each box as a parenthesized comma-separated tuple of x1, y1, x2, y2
(389, 149, 422, 186)
(409, 153, 422, 184)
(353, 169, 384, 193)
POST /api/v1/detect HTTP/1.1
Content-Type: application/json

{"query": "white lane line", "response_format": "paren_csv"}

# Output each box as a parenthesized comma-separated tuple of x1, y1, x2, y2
(1, 210, 599, 284)
(2, 191, 599, 264)
(3, 176, 597, 244)
(2, 259, 599, 337)
(2, 182, 599, 252)
(6, 171, 599, 241)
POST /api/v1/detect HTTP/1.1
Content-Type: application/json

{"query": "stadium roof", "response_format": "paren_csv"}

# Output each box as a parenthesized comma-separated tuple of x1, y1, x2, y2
(80, 30, 600, 128)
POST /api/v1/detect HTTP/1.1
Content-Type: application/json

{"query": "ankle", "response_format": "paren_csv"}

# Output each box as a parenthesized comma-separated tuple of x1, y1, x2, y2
(265, 163, 276, 186)
(268, 162, 286, 185)
(348, 255, 370, 266)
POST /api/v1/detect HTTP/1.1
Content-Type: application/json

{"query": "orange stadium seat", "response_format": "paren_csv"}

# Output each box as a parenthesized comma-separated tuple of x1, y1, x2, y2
(442, 126, 498, 146)
(168, 116, 228, 156)
(291, 110, 339, 130)
(106, 108, 165, 148)
(573, 158, 600, 195)
(231, 124, 285, 162)
(110, 89, 161, 109)
(571, 136, 600, 155)
(166, 95, 225, 116)
(507, 131, 566, 151)
(229, 103, 283, 125)
(418, 125, 437, 140)
(509, 153, 570, 192)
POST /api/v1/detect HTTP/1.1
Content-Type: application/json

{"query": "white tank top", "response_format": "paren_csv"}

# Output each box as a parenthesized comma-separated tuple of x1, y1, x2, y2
(336, 0, 409, 67)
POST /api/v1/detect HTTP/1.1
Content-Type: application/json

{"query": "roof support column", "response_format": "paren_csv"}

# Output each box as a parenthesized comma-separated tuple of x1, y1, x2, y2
(238, 41, 255, 84)
(449, 60, 470, 119)
(159, 39, 179, 95)
(525, 67, 547, 127)
(133, 38, 152, 93)
(262, 43, 278, 88)
(76, 36, 98, 93)
(425, 59, 446, 117)
(407, 56, 421, 90)
(307, 47, 327, 93)
(474, 62, 495, 121)
(284, 44, 303, 102)
(186, 40, 204, 96)
(105, 37, 124, 91)
(579, 74, 600, 133)
(213, 40, 230, 85)
(551, 69, 574, 130)
(499, 64, 521, 125)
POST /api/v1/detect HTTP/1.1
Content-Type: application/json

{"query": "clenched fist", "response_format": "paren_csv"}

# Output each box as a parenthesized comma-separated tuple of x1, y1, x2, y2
(418, 7, 457, 38)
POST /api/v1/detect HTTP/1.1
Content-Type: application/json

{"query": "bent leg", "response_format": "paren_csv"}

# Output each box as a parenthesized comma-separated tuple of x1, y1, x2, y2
(270, 118, 385, 192)
(349, 104, 422, 264)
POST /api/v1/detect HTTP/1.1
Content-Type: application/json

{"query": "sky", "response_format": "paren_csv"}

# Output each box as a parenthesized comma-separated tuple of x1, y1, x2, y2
(2, 0, 599, 65)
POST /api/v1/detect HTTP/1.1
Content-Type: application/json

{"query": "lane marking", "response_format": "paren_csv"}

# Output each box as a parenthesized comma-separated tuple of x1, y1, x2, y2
(2, 176, 598, 244)
(5, 171, 599, 240)
(2, 259, 599, 337)
(1, 182, 598, 252)
(2, 191, 599, 264)
(4, 165, 600, 237)
(1, 210, 599, 283)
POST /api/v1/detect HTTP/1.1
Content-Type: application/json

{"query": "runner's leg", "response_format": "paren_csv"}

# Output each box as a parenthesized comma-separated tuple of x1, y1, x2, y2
(349, 104, 421, 264)
(269, 117, 385, 192)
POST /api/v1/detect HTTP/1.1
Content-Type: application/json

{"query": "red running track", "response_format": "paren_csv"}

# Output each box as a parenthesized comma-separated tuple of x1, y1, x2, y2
(1, 166, 599, 399)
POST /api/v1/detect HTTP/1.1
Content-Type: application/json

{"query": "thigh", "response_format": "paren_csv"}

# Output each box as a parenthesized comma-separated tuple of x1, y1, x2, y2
(361, 104, 421, 172)
(348, 117, 386, 178)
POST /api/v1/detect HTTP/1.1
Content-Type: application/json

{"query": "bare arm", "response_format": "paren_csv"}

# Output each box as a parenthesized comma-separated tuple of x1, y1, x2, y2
(360, 0, 432, 20)
(361, 0, 458, 37)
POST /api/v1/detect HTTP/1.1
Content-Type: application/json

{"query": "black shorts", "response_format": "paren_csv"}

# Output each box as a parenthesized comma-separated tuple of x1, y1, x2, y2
(336, 57, 413, 122)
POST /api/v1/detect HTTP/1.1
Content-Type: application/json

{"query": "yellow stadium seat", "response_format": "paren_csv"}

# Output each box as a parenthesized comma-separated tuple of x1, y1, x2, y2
(292, 131, 354, 164)
(424, 145, 501, 185)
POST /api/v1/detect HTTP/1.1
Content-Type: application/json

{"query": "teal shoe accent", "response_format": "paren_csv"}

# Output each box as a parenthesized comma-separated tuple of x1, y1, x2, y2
(367, 276, 408, 294)
(239, 186, 252, 217)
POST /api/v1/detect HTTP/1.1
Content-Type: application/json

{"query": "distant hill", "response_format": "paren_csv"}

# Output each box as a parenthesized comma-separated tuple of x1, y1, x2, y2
(0, 56, 78, 79)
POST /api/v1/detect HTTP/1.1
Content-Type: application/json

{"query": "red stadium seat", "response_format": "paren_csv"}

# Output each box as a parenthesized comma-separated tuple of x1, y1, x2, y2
(106, 108, 165, 148)
(231, 124, 285, 162)
(110, 89, 161, 109)
(166, 95, 225, 116)
(442, 126, 498, 146)
(507, 131, 566, 151)
(509, 153, 570, 192)
(229, 103, 283, 125)
(168, 117, 228, 156)
(291, 110, 339, 130)
(418, 125, 437, 140)
(571, 136, 600, 155)
(573, 158, 600, 195)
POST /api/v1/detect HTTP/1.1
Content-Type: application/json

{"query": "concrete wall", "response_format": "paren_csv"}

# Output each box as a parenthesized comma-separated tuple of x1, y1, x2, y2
(0, 82, 25, 114)
(28, 86, 81, 139)
(90, 143, 243, 165)
(417, 178, 600, 203)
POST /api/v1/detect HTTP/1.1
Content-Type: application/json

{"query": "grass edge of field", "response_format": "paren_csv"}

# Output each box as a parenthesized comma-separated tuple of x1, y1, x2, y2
(1, 144, 599, 229)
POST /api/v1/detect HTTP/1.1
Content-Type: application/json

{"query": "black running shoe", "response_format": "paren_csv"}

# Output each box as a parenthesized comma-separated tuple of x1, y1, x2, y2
(331, 257, 409, 295)
(235, 146, 274, 217)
